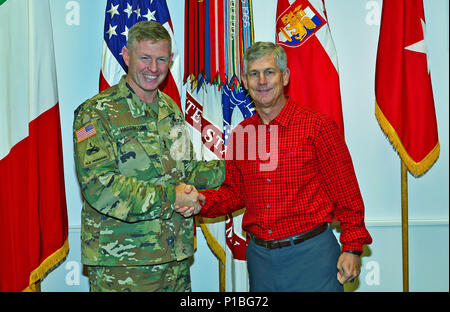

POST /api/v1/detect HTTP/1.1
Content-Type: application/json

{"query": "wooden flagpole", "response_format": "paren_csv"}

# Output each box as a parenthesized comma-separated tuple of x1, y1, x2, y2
(401, 160, 409, 292)
(219, 260, 225, 292)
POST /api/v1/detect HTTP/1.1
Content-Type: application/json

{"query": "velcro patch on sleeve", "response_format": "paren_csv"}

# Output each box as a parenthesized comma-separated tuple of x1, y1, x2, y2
(76, 122, 96, 142)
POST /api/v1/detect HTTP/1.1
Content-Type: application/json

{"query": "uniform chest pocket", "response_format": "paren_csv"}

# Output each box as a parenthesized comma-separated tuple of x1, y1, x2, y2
(117, 134, 162, 180)
(157, 119, 190, 174)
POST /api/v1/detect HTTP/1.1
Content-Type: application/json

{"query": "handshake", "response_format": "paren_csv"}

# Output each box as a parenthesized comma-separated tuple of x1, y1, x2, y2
(174, 183, 205, 218)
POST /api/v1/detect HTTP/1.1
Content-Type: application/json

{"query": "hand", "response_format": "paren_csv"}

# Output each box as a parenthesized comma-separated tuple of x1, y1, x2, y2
(184, 185, 205, 206)
(174, 184, 203, 217)
(337, 252, 361, 284)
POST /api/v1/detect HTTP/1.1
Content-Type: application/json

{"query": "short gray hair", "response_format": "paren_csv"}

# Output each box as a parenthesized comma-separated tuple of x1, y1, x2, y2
(127, 21, 172, 53)
(242, 41, 287, 75)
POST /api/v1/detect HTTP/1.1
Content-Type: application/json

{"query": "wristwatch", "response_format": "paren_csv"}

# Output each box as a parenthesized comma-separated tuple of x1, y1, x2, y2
(345, 250, 362, 256)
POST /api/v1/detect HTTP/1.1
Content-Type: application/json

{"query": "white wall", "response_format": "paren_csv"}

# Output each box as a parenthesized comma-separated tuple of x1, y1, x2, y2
(42, 0, 449, 292)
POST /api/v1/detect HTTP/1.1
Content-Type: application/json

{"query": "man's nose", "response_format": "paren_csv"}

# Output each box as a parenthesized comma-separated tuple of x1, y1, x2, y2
(258, 73, 267, 84)
(148, 60, 158, 71)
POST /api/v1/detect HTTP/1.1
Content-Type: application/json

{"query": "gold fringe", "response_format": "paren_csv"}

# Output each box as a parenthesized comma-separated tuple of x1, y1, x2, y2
(194, 231, 197, 251)
(375, 101, 440, 177)
(23, 238, 69, 292)
(199, 219, 226, 292)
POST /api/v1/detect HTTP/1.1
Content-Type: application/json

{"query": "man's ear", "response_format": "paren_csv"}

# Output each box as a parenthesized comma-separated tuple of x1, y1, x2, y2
(242, 75, 248, 90)
(282, 67, 290, 87)
(169, 52, 174, 67)
(122, 46, 129, 67)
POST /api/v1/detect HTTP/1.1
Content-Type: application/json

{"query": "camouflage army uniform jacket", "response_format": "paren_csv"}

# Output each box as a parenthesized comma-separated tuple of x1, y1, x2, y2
(73, 76, 224, 267)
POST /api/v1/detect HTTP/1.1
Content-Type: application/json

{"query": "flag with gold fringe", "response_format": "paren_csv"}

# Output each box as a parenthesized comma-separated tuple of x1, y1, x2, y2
(0, 0, 68, 292)
(375, 0, 439, 176)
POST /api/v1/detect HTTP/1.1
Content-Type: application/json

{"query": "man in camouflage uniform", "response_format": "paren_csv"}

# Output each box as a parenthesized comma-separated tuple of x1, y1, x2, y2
(73, 21, 224, 292)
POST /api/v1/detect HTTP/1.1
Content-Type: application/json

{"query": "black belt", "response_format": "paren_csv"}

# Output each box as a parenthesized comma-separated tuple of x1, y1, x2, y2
(248, 223, 328, 249)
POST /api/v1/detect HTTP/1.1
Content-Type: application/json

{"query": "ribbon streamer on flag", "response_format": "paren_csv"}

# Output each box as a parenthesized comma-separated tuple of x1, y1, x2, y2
(375, 0, 439, 176)
(185, 78, 254, 292)
(184, 0, 255, 291)
(276, 0, 344, 135)
(184, 0, 254, 85)
(100, 0, 182, 110)
(208, 0, 226, 84)
(0, 0, 68, 292)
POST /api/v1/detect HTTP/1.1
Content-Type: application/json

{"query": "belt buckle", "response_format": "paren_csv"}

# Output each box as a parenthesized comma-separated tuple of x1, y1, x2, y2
(271, 238, 288, 249)
(270, 240, 279, 249)
(262, 238, 277, 249)
(264, 239, 273, 249)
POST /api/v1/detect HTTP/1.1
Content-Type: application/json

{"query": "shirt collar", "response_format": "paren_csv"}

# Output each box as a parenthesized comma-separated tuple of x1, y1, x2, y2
(274, 97, 295, 127)
(255, 97, 295, 128)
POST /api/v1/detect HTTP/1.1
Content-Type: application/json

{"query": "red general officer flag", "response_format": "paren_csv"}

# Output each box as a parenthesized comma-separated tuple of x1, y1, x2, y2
(276, 0, 344, 135)
(375, 0, 439, 176)
(0, 0, 69, 291)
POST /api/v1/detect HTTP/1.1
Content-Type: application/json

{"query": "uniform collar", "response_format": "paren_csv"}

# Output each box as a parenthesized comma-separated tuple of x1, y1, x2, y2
(118, 75, 170, 121)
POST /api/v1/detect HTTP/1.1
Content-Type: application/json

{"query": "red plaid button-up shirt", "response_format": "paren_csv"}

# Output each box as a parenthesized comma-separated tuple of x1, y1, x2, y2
(200, 99, 372, 252)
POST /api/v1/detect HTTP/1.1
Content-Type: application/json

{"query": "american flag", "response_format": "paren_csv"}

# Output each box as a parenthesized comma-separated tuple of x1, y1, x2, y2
(100, 0, 182, 110)
(76, 123, 96, 143)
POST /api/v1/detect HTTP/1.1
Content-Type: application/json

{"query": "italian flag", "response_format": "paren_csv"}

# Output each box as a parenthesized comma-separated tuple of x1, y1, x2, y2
(0, 0, 68, 291)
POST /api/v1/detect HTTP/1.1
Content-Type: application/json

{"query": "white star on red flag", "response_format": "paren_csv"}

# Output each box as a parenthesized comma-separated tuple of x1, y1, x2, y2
(405, 18, 430, 73)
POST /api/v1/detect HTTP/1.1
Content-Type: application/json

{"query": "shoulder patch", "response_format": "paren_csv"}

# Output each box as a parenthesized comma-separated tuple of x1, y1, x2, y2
(76, 122, 96, 142)
(82, 141, 111, 167)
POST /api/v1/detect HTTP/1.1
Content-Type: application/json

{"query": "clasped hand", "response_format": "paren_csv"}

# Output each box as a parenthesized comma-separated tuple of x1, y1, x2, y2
(174, 183, 204, 218)
(337, 252, 361, 284)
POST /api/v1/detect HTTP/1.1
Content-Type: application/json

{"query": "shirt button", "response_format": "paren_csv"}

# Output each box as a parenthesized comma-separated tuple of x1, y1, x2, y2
(268, 230, 272, 234)
(267, 204, 270, 208)
(267, 178, 271, 182)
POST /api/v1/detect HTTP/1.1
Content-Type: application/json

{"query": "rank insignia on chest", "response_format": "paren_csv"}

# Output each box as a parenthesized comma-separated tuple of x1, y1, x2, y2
(276, 0, 325, 48)
(76, 122, 96, 142)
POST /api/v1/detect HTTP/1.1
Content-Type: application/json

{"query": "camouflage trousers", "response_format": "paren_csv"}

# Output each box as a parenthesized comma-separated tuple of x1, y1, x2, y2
(86, 258, 191, 292)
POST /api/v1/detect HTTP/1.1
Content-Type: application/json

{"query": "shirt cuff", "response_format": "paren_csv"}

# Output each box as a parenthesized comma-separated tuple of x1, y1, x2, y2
(197, 190, 210, 217)
(341, 243, 364, 255)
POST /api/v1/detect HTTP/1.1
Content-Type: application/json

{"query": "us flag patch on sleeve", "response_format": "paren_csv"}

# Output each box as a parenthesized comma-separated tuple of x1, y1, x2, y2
(76, 122, 96, 142)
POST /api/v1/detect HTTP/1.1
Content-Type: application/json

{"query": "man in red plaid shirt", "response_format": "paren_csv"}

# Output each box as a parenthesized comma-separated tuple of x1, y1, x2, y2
(176, 41, 372, 291)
